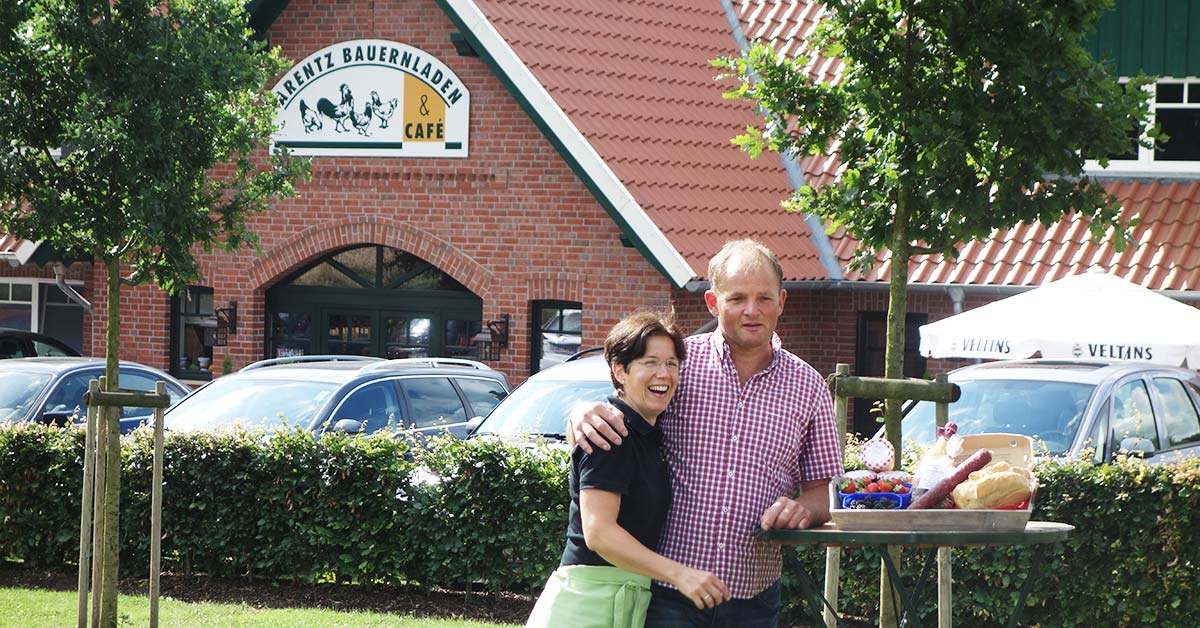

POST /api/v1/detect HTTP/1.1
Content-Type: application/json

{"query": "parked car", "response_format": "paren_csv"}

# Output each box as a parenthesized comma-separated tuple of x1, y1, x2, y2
(897, 359, 1200, 464)
(0, 357, 190, 433)
(163, 355, 511, 440)
(0, 328, 80, 358)
(469, 350, 610, 444)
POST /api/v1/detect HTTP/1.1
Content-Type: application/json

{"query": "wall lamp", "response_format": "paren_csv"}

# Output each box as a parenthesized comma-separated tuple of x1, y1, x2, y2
(471, 313, 509, 361)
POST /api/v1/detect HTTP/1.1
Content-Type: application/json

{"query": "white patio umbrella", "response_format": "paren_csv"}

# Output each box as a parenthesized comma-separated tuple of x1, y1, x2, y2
(919, 270, 1200, 367)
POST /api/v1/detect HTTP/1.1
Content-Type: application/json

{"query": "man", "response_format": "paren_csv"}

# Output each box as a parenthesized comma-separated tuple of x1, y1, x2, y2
(570, 239, 843, 628)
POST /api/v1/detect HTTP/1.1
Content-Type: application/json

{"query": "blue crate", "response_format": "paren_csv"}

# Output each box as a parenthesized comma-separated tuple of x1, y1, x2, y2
(840, 486, 912, 510)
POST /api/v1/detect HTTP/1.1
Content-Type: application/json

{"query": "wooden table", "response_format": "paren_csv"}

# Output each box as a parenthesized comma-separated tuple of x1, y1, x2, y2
(757, 521, 1073, 628)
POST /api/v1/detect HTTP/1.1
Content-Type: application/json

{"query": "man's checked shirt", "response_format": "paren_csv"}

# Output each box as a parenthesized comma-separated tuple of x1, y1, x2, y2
(656, 332, 843, 598)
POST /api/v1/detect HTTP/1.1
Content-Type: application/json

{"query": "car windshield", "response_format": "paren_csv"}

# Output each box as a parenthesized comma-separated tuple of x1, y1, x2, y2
(473, 379, 612, 438)
(165, 377, 341, 431)
(0, 372, 53, 422)
(904, 379, 1095, 455)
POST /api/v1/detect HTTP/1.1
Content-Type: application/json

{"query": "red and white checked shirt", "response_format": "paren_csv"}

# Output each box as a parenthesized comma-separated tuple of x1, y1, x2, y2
(656, 332, 843, 598)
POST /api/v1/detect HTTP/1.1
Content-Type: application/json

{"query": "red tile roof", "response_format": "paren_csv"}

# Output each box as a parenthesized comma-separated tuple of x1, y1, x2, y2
(832, 180, 1200, 291)
(472, 0, 836, 281)
(733, 2, 1200, 293)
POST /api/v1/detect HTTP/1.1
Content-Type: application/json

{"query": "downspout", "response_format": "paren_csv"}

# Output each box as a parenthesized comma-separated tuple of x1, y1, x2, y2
(718, 0, 844, 281)
(53, 263, 92, 312)
(947, 286, 964, 315)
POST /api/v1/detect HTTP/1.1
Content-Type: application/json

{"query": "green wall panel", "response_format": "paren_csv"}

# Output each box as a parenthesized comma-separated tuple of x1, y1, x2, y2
(1086, 0, 1200, 77)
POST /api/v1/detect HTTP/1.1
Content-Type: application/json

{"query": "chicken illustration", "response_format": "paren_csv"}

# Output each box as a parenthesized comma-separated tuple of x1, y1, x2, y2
(299, 100, 322, 132)
(350, 99, 374, 136)
(316, 83, 354, 133)
(371, 91, 398, 129)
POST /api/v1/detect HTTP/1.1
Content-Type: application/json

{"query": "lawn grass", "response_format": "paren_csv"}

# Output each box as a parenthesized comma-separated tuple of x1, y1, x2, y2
(0, 587, 522, 628)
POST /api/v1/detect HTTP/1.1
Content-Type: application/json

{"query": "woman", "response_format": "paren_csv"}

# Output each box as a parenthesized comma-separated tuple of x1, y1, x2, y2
(526, 311, 729, 628)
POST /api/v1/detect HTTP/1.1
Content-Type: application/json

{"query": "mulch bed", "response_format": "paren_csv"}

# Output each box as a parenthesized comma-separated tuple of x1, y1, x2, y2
(0, 563, 873, 627)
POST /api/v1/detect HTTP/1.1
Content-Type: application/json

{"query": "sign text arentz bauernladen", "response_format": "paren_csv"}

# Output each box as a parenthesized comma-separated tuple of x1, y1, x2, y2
(270, 39, 470, 158)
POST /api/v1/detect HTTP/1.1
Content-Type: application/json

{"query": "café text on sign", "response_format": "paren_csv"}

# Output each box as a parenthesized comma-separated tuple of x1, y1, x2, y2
(271, 39, 470, 157)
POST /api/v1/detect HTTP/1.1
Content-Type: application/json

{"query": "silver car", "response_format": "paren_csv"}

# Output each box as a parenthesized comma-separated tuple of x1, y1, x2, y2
(469, 352, 610, 443)
(899, 359, 1200, 463)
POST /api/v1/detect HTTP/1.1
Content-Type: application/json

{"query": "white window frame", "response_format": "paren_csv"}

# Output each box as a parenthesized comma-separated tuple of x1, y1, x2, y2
(0, 279, 84, 333)
(1085, 77, 1200, 177)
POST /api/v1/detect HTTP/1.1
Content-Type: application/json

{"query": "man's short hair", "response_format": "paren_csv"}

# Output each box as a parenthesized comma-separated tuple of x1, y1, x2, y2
(603, 310, 686, 391)
(708, 239, 783, 294)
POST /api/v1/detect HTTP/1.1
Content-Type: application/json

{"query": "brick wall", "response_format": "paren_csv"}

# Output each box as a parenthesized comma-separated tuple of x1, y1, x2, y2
(80, 0, 676, 384)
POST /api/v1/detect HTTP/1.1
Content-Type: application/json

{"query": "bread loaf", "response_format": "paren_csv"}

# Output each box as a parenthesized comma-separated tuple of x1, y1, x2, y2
(951, 461, 1032, 509)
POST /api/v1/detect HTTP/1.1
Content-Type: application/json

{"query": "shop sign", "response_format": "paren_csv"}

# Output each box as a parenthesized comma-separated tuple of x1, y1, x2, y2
(270, 39, 469, 157)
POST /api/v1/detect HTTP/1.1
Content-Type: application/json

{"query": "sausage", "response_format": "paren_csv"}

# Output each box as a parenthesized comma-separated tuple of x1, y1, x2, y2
(909, 448, 993, 510)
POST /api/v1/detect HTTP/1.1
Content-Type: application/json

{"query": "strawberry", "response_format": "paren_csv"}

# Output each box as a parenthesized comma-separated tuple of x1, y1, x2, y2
(865, 482, 881, 493)
(877, 480, 894, 492)
(895, 485, 909, 494)
(841, 484, 856, 494)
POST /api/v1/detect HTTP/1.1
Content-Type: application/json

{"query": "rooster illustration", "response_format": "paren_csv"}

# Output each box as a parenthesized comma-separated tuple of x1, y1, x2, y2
(316, 83, 354, 133)
(299, 100, 322, 132)
(350, 100, 374, 136)
(371, 91, 398, 129)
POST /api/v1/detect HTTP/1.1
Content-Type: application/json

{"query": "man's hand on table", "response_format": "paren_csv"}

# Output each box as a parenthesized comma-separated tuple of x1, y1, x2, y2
(568, 401, 627, 453)
(760, 496, 814, 530)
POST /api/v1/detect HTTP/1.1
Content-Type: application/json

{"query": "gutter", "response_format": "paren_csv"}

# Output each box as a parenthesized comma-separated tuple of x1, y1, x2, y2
(718, 0, 844, 281)
(686, 278, 1200, 303)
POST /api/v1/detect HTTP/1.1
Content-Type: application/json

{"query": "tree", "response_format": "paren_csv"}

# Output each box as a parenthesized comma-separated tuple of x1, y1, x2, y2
(0, 1, 307, 626)
(717, 0, 1151, 447)
(715, 1, 1152, 624)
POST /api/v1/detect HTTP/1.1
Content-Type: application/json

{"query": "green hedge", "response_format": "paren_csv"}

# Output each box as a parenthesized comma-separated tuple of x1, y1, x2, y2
(1, 422, 1197, 626)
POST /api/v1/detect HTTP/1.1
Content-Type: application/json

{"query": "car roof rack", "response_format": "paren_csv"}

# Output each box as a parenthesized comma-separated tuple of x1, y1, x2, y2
(565, 346, 604, 362)
(357, 357, 494, 374)
(240, 355, 384, 372)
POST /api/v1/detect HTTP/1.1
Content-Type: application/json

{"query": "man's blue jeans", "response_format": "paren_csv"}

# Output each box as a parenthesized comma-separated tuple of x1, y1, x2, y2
(644, 580, 780, 628)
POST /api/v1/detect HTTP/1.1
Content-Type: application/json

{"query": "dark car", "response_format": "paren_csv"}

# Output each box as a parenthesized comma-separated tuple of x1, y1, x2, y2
(163, 356, 511, 440)
(0, 357, 190, 433)
(897, 359, 1200, 464)
(0, 328, 80, 359)
(469, 352, 610, 444)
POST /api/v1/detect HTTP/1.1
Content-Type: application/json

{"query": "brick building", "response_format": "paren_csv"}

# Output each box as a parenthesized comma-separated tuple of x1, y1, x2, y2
(3, 1, 1199, 436)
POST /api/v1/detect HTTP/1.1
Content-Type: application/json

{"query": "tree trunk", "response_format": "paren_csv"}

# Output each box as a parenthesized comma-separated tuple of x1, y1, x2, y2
(97, 259, 121, 628)
(878, 187, 913, 628)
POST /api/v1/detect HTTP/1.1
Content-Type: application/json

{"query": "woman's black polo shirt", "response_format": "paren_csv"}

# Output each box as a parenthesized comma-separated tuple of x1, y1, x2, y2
(559, 395, 672, 567)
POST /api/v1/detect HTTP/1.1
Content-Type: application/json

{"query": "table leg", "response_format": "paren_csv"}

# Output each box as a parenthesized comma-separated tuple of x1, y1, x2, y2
(880, 545, 929, 628)
(794, 560, 852, 628)
(937, 547, 952, 628)
(1005, 543, 1048, 628)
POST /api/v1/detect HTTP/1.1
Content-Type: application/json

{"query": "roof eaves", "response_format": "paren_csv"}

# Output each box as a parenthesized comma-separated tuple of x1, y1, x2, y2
(13, 239, 41, 265)
(438, 0, 696, 289)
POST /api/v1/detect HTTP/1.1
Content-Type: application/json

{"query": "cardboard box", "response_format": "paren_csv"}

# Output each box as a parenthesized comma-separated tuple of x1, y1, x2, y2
(830, 433, 1035, 532)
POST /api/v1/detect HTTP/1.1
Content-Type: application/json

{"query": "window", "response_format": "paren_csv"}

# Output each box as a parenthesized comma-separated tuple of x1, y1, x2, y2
(0, 281, 83, 352)
(531, 301, 582, 374)
(402, 377, 467, 429)
(31, 339, 72, 357)
(0, 281, 34, 330)
(330, 381, 403, 434)
(39, 284, 83, 353)
(456, 377, 507, 418)
(1155, 378, 1200, 447)
(1087, 78, 1200, 174)
(120, 370, 187, 419)
(1110, 379, 1159, 452)
(169, 286, 216, 381)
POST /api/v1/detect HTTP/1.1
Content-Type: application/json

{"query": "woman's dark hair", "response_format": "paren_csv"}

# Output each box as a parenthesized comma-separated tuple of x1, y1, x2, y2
(603, 310, 686, 390)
